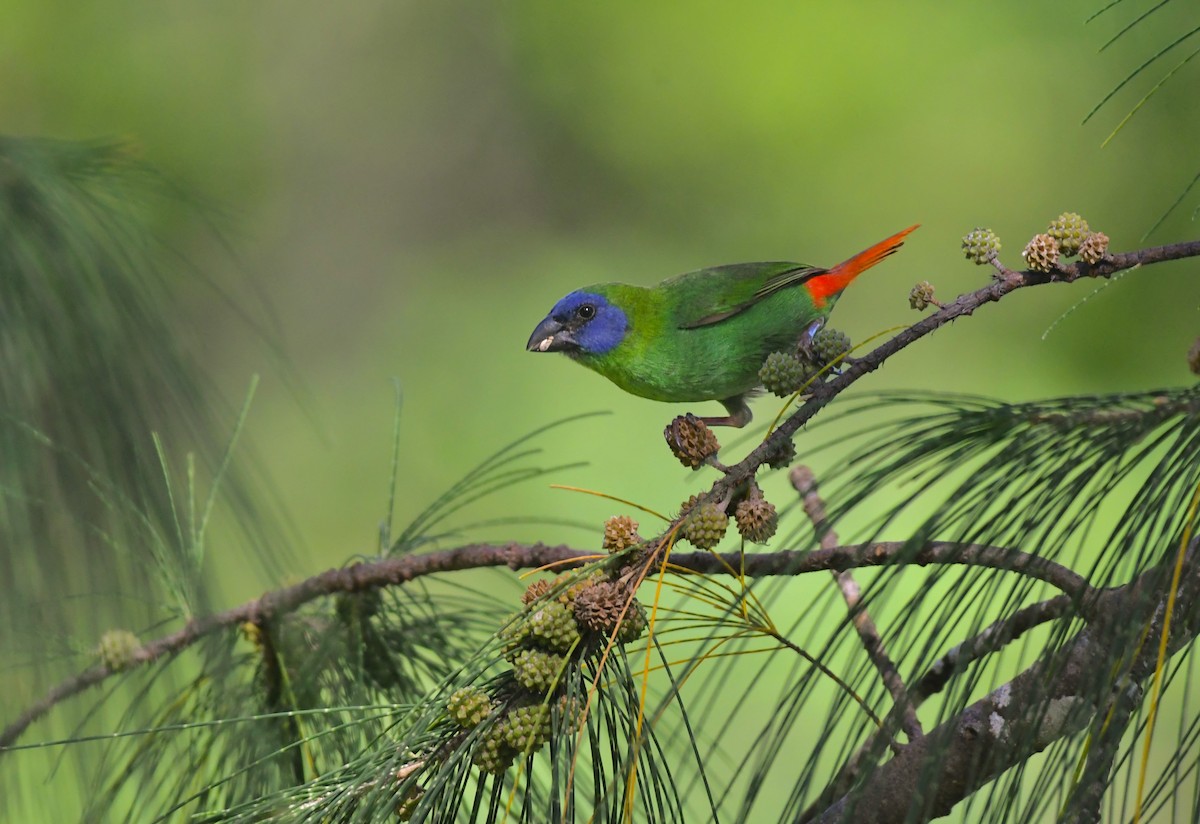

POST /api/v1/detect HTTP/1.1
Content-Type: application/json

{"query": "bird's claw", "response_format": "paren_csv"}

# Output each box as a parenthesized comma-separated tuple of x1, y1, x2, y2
(797, 319, 825, 360)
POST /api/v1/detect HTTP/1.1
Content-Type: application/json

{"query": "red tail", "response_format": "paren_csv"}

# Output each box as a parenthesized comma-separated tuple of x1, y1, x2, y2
(804, 225, 919, 307)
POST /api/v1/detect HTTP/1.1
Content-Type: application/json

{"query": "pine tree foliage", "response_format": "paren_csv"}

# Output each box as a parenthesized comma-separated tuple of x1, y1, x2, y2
(0, 136, 284, 820)
(0, 136, 280, 635)
(671, 388, 1200, 822)
(17, 384, 1189, 823)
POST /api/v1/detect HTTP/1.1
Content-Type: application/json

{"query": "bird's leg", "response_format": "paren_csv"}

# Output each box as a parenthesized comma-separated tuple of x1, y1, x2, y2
(699, 396, 753, 429)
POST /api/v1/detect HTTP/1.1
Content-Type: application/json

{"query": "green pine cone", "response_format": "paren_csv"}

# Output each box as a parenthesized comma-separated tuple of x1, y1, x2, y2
(765, 437, 797, 471)
(448, 686, 493, 729)
(759, 351, 813, 397)
(909, 281, 937, 311)
(554, 570, 605, 606)
(961, 228, 1001, 264)
(556, 694, 586, 732)
(97, 629, 141, 671)
(527, 600, 582, 652)
(472, 722, 516, 774)
(511, 647, 564, 694)
(503, 704, 552, 752)
(616, 603, 648, 643)
(812, 327, 851, 366)
(682, 502, 729, 549)
(1047, 212, 1089, 256)
(499, 611, 530, 649)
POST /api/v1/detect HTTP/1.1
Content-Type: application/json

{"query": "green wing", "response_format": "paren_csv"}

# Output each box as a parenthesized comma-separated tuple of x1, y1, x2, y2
(669, 261, 825, 329)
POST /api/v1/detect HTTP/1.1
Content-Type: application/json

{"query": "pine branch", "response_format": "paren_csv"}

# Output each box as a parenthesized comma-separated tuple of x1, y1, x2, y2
(799, 594, 1076, 823)
(0, 541, 586, 750)
(910, 595, 1075, 703)
(670, 542, 1095, 602)
(0, 537, 1094, 751)
(1060, 679, 1143, 824)
(812, 537, 1200, 824)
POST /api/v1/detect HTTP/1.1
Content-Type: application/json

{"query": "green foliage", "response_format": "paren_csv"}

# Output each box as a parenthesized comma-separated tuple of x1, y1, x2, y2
(0, 137, 279, 626)
(14, 376, 1200, 822)
(17, 412, 673, 822)
(776, 388, 1200, 821)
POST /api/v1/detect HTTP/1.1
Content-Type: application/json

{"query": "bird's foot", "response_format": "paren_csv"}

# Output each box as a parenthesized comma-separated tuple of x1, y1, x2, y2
(796, 319, 825, 361)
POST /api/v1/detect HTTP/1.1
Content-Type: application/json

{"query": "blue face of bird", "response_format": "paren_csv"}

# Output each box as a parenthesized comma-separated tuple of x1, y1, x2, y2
(526, 290, 628, 356)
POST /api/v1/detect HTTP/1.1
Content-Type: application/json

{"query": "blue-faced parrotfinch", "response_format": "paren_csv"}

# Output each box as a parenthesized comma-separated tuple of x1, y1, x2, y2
(527, 225, 917, 426)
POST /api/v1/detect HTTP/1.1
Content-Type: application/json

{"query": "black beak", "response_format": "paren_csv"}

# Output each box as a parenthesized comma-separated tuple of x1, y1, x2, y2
(526, 316, 576, 353)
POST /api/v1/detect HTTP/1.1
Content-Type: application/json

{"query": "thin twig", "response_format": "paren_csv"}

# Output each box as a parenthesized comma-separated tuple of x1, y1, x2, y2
(911, 594, 1074, 702)
(790, 465, 922, 742)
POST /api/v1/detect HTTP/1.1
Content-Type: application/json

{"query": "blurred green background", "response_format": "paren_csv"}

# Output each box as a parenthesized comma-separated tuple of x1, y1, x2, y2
(3, 0, 1199, 818)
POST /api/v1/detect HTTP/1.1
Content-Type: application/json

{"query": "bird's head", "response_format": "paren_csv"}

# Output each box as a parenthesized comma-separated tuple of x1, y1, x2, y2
(526, 290, 628, 356)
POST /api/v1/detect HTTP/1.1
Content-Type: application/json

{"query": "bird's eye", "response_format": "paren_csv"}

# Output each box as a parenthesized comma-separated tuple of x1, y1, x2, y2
(577, 304, 596, 320)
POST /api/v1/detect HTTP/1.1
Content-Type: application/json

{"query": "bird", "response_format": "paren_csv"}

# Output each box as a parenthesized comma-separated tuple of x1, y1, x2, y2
(526, 225, 918, 427)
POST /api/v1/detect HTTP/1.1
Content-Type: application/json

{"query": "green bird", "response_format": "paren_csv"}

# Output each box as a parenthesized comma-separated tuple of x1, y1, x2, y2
(526, 225, 917, 427)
